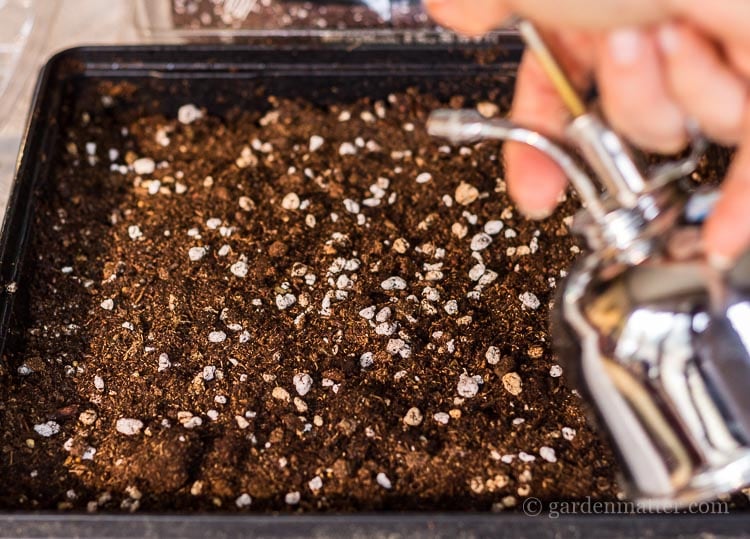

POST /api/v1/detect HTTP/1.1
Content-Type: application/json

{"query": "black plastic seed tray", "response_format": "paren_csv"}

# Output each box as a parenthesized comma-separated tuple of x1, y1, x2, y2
(0, 42, 748, 538)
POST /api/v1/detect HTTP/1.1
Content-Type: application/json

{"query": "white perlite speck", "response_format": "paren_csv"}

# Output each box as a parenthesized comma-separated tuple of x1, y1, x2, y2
(116, 418, 143, 436)
(484, 220, 504, 235)
(281, 192, 300, 210)
(518, 451, 536, 463)
(519, 292, 540, 310)
(309, 135, 324, 152)
(386, 338, 412, 358)
(457, 373, 481, 398)
(550, 365, 563, 378)
(235, 493, 252, 508)
(128, 225, 143, 240)
(562, 427, 577, 441)
(416, 172, 432, 184)
(469, 263, 486, 281)
(540, 446, 557, 463)
(230, 260, 248, 278)
(158, 353, 171, 372)
(381, 276, 407, 291)
(133, 157, 155, 175)
(376, 473, 393, 489)
(343, 198, 360, 214)
(34, 421, 60, 437)
(293, 373, 313, 396)
(94, 375, 105, 391)
(359, 306, 376, 320)
(422, 287, 440, 302)
(485, 346, 501, 365)
(375, 321, 398, 336)
(208, 331, 227, 343)
(376, 307, 392, 322)
(206, 217, 222, 229)
(470, 233, 493, 251)
(100, 298, 114, 311)
(433, 412, 450, 425)
(203, 366, 216, 381)
(403, 407, 423, 426)
(444, 300, 458, 315)
(360, 352, 374, 369)
(276, 293, 297, 310)
(189, 246, 207, 261)
(339, 142, 357, 156)
(178, 104, 203, 124)
(285, 491, 301, 505)
(308, 476, 323, 492)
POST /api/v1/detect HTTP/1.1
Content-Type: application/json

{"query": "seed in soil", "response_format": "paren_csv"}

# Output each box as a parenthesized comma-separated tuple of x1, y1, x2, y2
(403, 407, 423, 427)
(519, 291, 541, 310)
(502, 372, 523, 396)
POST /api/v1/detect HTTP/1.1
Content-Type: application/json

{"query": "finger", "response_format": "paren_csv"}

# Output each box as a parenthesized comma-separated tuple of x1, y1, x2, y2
(703, 122, 750, 264)
(505, 50, 572, 219)
(726, 44, 750, 78)
(595, 27, 687, 153)
(507, 0, 671, 29)
(673, 0, 750, 52)
(658, 22, 747, 145)
(423, 0, 511, 36)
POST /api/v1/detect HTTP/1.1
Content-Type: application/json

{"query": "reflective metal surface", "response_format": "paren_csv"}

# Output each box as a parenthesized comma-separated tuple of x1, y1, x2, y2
(560, 237, 750, 505)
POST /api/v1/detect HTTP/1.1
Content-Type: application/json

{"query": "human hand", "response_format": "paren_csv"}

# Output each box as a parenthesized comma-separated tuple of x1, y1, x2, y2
(424, 0, 750, 266)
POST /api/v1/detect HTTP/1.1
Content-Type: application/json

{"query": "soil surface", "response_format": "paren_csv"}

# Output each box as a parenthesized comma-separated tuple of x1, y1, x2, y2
(170, 0, 432, 31)
(0, 73, 726, 513)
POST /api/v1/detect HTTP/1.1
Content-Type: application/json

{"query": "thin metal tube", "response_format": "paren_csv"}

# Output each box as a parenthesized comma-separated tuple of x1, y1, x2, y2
(427, 109, 607, 221)
(517, 20, 586, 118)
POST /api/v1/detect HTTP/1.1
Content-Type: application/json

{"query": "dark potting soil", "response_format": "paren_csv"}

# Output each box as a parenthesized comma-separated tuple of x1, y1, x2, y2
(0, 75, 733, 513)
(169, 0, 431, 32)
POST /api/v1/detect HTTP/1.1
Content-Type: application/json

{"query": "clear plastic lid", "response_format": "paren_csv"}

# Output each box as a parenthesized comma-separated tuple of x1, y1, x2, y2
(134, 0, 499, 42)
(0, 0, 35, 129)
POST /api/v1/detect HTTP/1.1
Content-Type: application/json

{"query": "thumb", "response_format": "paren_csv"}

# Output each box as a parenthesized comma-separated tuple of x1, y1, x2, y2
(424, 0, 673, 36)
(423, 0, 512, 36)
(703, 117, 750, 267)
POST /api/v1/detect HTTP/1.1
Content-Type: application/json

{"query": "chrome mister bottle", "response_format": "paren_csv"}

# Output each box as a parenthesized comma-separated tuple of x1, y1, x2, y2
(427, 20, 750, 505)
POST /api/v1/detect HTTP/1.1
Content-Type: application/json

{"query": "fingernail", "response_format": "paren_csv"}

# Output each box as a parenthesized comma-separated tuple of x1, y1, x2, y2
(608, 28, 643, 66)
(708, 253, 735, 271)
(519, 206, 554, 221)
(657, 23, 680, 55)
